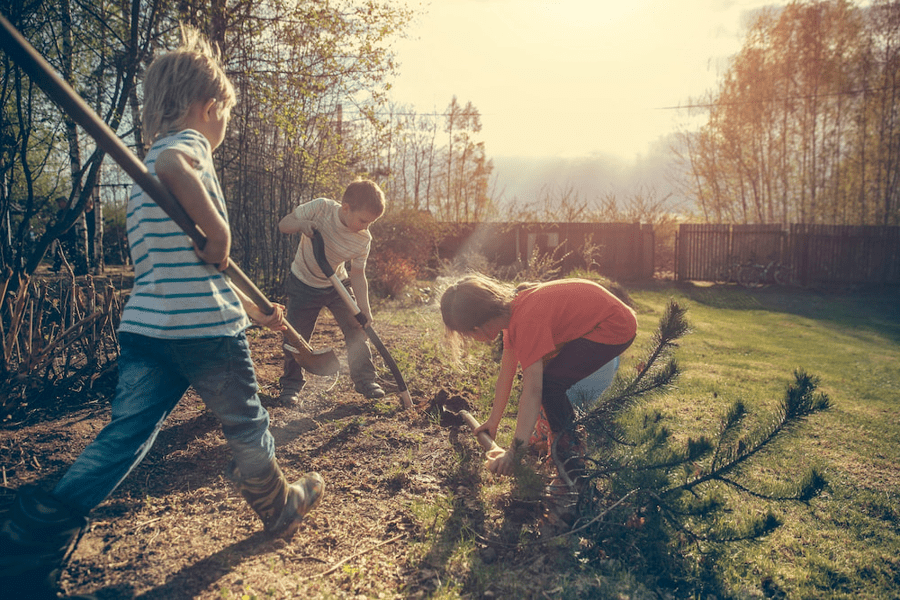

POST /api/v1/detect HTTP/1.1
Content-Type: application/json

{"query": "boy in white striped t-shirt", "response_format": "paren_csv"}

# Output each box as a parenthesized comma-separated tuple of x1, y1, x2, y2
(0, 26, 324, 599)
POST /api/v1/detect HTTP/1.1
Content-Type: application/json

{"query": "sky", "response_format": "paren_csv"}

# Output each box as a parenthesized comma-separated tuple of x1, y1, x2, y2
(388, 0, 783, 163)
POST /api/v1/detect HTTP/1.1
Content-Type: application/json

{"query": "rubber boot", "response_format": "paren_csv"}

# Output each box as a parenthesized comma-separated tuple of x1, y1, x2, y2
(227, 459, 325, 538)
(0, 485, 93, 599)
(544, 427, 588, 528)
(552, 426, 587, 490)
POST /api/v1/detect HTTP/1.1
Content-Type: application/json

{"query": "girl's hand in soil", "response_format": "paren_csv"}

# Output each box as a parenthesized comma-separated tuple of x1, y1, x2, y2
(485, 446, 515, 476)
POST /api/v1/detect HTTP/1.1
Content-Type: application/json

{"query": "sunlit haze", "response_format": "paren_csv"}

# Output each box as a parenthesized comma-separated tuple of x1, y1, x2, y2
(389, 0, 784, 162)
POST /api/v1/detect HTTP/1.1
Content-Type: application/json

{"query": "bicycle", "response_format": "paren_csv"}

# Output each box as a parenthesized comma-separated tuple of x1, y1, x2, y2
(770, 262, 794, 286)
(737, 260, 766, 288)
(738, 259, 793, 287)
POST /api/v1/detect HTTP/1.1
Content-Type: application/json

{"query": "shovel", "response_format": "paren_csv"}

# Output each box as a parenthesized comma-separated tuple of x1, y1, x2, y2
(431, 390, 501, 453)
(457, 409, 502, 454)
(309, 229, 413, 410)
(0, 17, 341, 376)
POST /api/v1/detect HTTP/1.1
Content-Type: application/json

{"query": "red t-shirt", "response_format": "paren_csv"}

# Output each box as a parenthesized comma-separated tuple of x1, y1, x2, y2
(505, 279, 637, 369)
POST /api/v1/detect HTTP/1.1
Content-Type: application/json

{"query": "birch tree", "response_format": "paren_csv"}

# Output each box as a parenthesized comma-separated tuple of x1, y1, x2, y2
(677, 0, 899, 226)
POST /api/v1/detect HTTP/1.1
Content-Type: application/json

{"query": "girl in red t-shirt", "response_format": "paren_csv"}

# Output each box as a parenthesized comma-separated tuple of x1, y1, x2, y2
(440, 273, 637, 485)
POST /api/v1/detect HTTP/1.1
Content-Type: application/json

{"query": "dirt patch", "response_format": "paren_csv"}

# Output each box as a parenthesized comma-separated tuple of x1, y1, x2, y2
(425, 388, 476, 428)
(0, 314, 570, 599)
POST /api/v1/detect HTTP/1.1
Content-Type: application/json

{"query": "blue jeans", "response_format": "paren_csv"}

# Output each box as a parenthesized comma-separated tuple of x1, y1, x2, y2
(541, 336, 635, 434)
(53, 331, 275, 514)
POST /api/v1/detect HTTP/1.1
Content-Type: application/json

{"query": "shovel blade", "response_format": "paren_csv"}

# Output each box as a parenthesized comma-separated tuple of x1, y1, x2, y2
(280, 322, 341, 376)
(283, 343, 340, 375)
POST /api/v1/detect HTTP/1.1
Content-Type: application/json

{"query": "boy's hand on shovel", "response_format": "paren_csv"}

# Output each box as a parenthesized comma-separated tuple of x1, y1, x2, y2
(248, 302, 287, 332)
(296, 220, 316, 238)
(192, 240, 230, 271)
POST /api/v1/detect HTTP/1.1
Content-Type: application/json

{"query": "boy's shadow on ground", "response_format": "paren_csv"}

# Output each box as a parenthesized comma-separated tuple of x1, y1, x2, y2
(84, 531, 273, 599)
(85, 401, 379, 598)
(267, 400, 369, 448)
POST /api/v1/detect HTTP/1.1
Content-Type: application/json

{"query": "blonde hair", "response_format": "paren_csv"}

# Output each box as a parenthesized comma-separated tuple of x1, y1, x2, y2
(342, 180, 386, 216)
(141, 25, 236, 146)
(440, 273, 516, 335)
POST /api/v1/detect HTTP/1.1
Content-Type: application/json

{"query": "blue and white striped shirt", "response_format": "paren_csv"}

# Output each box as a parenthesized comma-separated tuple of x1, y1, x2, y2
(119, 129, 250, 339)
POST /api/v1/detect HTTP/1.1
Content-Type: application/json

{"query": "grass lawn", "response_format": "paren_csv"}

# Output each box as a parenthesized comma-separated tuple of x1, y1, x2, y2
(621, 281, 900, 599)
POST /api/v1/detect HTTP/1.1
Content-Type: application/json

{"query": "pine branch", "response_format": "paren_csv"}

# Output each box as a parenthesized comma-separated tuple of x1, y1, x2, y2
(710, 400, 746, 468)
(666, 369, 830, 496)
(702, 511, 782, 543)
(619, 301, 689, 398)
(717, 467, 826, 502)
(581, 301, 690, 436)
(578, 409, 634, 448)
(653, 489, 781, 543)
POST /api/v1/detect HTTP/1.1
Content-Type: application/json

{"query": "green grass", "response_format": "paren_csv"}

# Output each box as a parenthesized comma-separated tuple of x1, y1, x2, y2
(622, 282, 900, 599)
(391, 280, 900, 599)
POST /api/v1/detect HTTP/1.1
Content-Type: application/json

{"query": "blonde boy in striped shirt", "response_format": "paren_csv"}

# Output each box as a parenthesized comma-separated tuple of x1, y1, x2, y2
(0, 27, 324, 600)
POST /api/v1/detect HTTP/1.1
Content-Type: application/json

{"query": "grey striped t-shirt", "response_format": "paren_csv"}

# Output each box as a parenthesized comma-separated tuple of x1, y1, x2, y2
(118, 129, 250, 339)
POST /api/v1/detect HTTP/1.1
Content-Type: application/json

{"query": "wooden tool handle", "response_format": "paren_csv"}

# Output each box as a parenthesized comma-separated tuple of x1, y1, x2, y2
(310, 229, 413, 409)
(458, 410, 502, 453)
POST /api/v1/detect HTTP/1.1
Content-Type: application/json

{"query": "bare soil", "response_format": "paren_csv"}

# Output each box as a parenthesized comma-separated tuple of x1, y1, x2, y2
(0, 314, 571, 600)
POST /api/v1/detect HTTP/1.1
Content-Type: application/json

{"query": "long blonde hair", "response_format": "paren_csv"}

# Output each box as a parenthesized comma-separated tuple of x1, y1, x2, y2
(141, 25, 235, 146)
(440, 273, 541, 363)
(440, 273, 516, 334)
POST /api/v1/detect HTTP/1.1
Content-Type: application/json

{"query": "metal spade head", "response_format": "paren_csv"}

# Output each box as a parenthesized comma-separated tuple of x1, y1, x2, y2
(428, 388, 474, 427)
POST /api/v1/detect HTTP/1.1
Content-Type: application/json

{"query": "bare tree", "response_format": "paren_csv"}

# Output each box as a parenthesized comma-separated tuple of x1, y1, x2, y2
(676, 0, 900, 226)
(0, 0, 152, 281)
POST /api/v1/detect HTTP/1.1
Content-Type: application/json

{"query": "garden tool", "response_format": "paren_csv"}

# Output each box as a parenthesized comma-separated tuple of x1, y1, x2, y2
(459, 409, 502, 453)
(431, 390, 501, 453)
(309, 229, 414, 409)
(0, 16, 339, 376)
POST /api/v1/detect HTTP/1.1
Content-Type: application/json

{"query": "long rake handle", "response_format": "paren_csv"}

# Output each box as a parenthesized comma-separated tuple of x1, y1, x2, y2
(0, 18, 256, 302)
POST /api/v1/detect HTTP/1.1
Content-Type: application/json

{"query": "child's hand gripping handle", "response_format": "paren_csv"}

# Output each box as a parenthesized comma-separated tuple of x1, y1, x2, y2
(310, 229, 414, 410)
(0, 16, 343, 375)
(457, 410, 503, 454)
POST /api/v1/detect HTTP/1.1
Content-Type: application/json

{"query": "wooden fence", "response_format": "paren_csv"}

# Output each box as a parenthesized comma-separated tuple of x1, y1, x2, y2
(676, 223, 900, 286)
(437, 222, 655, 281)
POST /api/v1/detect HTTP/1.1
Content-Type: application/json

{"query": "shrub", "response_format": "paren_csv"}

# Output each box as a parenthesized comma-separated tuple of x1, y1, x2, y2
(1, 275, 122, 420)
(370, 208, 443, 278)
(368, 249, 418, 298)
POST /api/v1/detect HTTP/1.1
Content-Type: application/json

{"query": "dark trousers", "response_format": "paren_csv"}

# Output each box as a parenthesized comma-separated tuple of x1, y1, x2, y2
(540, 336, 635, 434)
(281, 273, 376, 390)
